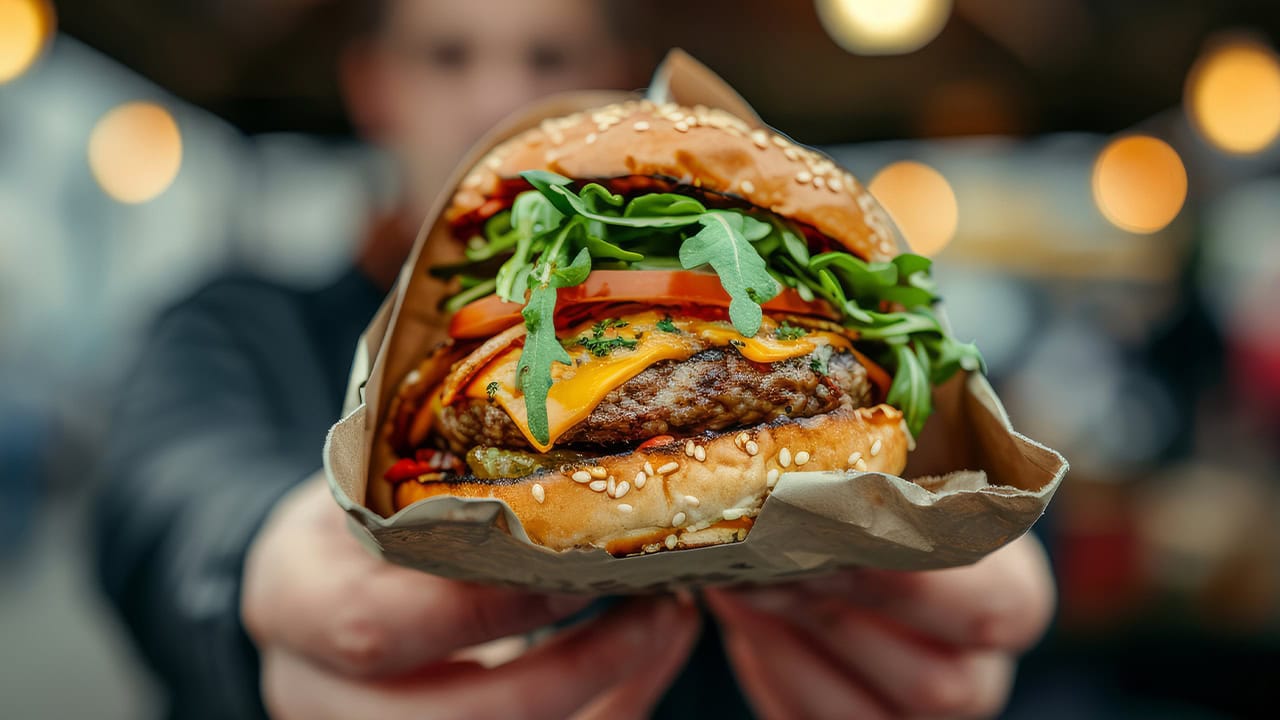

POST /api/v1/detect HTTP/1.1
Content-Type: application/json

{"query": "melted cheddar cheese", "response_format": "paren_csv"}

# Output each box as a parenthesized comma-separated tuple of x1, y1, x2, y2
(460, 311, 851, 452)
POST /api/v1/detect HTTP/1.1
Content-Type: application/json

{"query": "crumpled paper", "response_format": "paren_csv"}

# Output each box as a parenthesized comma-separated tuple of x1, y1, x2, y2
(323, 50, 1067, 593)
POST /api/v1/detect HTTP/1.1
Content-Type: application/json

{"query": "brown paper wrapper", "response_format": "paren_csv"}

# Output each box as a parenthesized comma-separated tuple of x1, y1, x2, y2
(323, 51, 1067, 593)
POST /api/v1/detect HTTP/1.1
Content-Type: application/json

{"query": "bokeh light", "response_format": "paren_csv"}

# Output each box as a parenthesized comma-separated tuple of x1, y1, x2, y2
(868, 160, 958, 256)
(1092, 135, 1187, 235)
(1186, 40, 1280, 155)
(0, 0, 54, 84)
(87, 102, 183, 204)
(815, 0, 952, 56)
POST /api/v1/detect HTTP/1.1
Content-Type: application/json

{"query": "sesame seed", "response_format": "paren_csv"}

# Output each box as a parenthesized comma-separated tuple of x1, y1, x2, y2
(854, 458, 868, 471)
(685, 440, 695, 457)
(532, 483, 545, 504)
(723, 508, 746, 521)
(829, 177, 844, 191)
(795, 171, 813, 184)
(784, 148, 799, 161)
(739, 179, 756, 194)
(596, 123, 610, 132)
(672, 511, 687, 526)
(572, 470, 591, 483)
(751, 130, 769, 149)
(589, 480, 607, 492)
(633, 121, 650, 132)
(657, 462, 679, 475)
(485, 156, 501, 169)
(617, 503, 633, 513)
(745, 440, 760, 457)
(870, 439, 883, 457)
(643, 461, 655, 477)
(735, 432, 748, 449)
(614, 480, 631, 499)
(462, 173, 483, 188)
(684, 495, 701, 507)
(585, 133, 597, 145)
(634, 471, 647, 489)
(813, 176, 826, 190)
(847, 451, 863, 466)
(772, 135, 789, 148)
(778, 447, 792, 468)
(795, 450, 811, 466)
(674, 122, 689, 132)
(588, 466, 608, 479)
(694, 445, 707, 462)
(607, 475, 617, 496)
(665, 534, 678, 549)
(766, 468, 780, 488)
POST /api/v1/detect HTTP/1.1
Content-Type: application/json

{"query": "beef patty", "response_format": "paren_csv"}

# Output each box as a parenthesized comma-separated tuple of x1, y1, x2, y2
(435, 347, 872, 451)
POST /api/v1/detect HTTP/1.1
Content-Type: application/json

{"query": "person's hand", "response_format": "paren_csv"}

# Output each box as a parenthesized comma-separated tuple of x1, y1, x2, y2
(242, 477, 700, 720)
(704, 535, 1054, 719)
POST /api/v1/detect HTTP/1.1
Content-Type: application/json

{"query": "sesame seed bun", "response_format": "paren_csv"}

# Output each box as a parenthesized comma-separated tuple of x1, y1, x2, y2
(392, 404, 909, 555)
(446, 99, 901, 263)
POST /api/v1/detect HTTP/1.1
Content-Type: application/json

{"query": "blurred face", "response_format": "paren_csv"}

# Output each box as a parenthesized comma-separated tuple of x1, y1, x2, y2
(349, 0, 632, 217)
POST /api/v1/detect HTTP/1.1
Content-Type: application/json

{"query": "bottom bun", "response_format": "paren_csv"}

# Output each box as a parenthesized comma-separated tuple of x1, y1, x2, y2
(393, 404, 910, 555)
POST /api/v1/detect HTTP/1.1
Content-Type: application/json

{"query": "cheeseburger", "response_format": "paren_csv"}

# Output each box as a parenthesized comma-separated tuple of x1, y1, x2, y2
(381, 100, 982, 556)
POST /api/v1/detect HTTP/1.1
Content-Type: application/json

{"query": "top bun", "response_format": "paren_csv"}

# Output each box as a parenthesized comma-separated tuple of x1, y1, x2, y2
(446, 99, 901, 263)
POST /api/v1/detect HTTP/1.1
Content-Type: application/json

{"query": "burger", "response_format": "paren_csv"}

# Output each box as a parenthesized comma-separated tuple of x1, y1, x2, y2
(380, 100, 982, 556)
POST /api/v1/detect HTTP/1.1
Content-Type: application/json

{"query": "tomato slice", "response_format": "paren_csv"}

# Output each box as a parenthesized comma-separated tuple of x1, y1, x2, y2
(447, 270, 838, 339)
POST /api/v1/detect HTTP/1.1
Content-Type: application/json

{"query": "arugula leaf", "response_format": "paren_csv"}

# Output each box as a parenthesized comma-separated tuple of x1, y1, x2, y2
(583, 235, 644, 262)
(886, 341, 932, 437)
(624, 193, 707, 217)
(678, 210, 780, 336)
(516, 284, 573, 446)
(554, 246, 592, 286)
(514, 223, 591, 445)
(550, 184, 704, 228)
(520, 170, 576, 215)
(777, 223, 810, 266)
(465, 211, 519, 261)
(443, 278, 497, 313)
(578, 183, 625, 213)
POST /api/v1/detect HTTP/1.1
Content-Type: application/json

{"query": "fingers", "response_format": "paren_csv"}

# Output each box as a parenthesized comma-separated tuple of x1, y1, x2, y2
(243, 479, 592, 677)
(570, 599, 702, 720)
(722, 588, 1015, 718)
(261, 597, 700, 720)
(709, 593, 890, 720)
(728, 534, 1055, 651)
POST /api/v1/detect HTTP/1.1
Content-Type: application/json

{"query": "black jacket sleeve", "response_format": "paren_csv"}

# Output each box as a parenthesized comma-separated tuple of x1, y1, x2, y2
(92, 278, 347, 720)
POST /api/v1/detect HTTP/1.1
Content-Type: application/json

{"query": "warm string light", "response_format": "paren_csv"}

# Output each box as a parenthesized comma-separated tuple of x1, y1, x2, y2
(815, 0, 952, 56)
(0, 0, 54, 84)
(88, 102, 184, 204)
(1185, 39, 1280, 155)
(1092, 135, 1187, 235)
(868, 160, 958, 256)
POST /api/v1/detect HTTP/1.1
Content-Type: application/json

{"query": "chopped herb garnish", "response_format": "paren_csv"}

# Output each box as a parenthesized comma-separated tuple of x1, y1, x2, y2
(775, 321, 809, 341)
(809, 344, 833, 375)
(485, 381, 499, 398)
(576, 318, 638, 357)
(656, 315, 680, 333)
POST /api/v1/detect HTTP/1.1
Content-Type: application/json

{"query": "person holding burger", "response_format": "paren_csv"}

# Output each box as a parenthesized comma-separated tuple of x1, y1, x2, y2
(95, 1, 1055, 718)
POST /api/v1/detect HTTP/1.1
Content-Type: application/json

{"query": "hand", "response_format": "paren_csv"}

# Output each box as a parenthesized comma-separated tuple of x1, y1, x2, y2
(705, 535, 1054, 719)
(242, 477, 700, 720)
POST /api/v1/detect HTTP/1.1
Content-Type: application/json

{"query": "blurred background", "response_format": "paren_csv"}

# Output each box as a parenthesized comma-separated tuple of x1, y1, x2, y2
(2, 0, 1279, 717)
